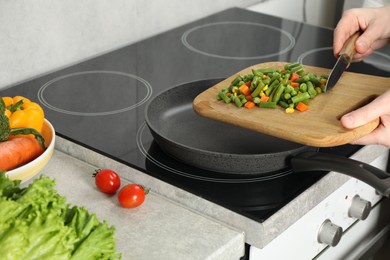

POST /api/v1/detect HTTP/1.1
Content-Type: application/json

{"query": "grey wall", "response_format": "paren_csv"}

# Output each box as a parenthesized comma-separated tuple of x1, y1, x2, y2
(0, 0, 259, 90)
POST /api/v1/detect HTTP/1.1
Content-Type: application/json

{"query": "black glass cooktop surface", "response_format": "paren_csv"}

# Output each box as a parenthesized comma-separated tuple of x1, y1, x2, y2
(2, 8, 390, 222)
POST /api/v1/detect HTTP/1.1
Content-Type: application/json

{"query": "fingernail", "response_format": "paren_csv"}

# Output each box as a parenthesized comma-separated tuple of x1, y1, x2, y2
(356, 40, 368, 53)
(341, 113, 355, 128)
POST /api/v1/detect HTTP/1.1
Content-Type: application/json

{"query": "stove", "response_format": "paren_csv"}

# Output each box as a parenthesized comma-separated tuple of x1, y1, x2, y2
(2, 7, 390, 253)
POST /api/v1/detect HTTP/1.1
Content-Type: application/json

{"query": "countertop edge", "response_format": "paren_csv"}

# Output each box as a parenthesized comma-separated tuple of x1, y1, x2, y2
(55, 136, 387, 249)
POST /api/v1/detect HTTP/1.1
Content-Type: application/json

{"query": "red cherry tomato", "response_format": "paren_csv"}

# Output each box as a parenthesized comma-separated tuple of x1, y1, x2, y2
(118, 184, 146, 208)
(94, 169, 121, 194)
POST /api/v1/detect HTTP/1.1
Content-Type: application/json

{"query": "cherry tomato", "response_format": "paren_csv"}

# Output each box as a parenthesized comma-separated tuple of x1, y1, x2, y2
(118, 184, 146, 208)
(94, 169, 121, 194)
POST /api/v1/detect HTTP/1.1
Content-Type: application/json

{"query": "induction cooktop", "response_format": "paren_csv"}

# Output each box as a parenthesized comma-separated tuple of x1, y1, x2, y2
(2, 8, 390, 222)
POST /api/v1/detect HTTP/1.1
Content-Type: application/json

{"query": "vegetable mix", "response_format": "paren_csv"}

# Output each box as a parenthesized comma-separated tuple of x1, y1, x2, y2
(0, 172, 121, 259)
(217, 62, 328, 113)
(0, 96, 46, 171)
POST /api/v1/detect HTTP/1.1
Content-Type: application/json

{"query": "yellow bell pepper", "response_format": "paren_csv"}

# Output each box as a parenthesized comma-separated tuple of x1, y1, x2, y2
(2, 96, 45, 133)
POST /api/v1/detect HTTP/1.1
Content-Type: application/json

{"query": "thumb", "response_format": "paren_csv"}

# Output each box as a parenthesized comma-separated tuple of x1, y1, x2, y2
(355, 24, 385, 54)
(341, 95, 386, 129)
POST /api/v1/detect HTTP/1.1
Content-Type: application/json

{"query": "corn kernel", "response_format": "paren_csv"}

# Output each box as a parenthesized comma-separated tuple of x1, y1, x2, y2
(285, 107, 295, 113)
(262, 75, 267, 79)
(232, 86, 238, 94)
(259, 92, 265, 97)
(262, 85, 268, 91)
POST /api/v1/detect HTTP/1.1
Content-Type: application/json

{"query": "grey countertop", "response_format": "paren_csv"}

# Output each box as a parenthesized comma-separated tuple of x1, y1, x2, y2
(54, 136, 389, 251)
(28, 144, 245, 260)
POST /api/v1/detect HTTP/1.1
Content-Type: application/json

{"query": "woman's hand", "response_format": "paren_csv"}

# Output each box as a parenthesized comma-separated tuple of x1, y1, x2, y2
(333, 4, 390, 62)
(341, 89, 390, 147)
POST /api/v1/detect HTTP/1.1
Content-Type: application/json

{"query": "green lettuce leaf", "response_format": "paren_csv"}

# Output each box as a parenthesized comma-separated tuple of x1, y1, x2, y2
(0, 172, 121, 259)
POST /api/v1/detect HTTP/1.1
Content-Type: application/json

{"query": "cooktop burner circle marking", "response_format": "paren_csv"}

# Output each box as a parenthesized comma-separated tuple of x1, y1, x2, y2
(296, 46, 333, 64)
(181, 21, 295, 60)
(38, 71, 152, 116)
(136, 122, 291, 183)
(297, 47, 390, 68)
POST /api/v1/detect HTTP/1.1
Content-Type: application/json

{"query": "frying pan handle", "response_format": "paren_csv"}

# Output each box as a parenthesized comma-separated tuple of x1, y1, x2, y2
(290, 151, 390, 197)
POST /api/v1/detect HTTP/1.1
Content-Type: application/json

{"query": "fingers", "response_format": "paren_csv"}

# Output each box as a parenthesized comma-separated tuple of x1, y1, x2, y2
(350, 120, 390, 148)
(341, 91, 390, 148)
(333, 9, 363, 57)
(341, 90, 390, 129)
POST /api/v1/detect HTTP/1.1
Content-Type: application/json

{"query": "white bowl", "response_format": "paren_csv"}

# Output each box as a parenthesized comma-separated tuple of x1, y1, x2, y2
(7, 119, 55, 182)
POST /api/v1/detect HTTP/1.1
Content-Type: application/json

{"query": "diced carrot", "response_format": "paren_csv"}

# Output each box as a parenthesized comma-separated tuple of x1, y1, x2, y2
(290, 73, 300, 82)
(244, 101, 255, 109)
(260, 95, 269, 102)
(295, 102, 308, 112)
(245, 95, 253, 101)
(239, 84, 251, 96)
(291, 82, 299, 88)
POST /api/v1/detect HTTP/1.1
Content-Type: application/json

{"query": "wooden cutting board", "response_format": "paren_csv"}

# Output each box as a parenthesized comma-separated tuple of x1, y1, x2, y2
(193, 62, 390, 147)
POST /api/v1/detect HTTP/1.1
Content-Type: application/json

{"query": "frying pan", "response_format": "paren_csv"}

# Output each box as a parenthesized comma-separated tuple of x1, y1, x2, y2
(145, 79, 390, 196)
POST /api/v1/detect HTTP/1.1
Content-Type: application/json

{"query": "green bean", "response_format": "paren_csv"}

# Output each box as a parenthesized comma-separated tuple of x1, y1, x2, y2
(265, 79, 279, 96)
(291, 92, 310, 104)
(299, 83, 307, 92)
(293, 67, 305, 75)
(251, 80, 265, 97)
(290, 65, 303, 73)
(269, 72, 281, 83)
(278, 100, 289, 109)
(252, 69, 263, 78)
(254, 68, 275, 74)
(307, 81, 317, 98)
(216, 88, 228, 100)
(259, 101, 277, 108)
(284, 62, 301, 70)
(284, 85, 294, 94)
(290, 89, 298, 96)
(271, 84, 286, 104)
(281, 74, 290, 85)
(233, 96, 243, 108)
(244, 74, 254, 81)
(250, 76, 259, 91)
(253, 96, 261, 104)
(218, 91, 231, 103)
(296, 75, 310, 83)
(309, 74, 322, 87)
(262, 77, 271, 85)
(230, 76, 241, 86)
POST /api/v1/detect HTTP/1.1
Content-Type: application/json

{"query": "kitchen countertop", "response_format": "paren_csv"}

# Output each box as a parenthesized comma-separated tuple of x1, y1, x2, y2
(54, 136, 389, 250)
(27, 142, 245, 260)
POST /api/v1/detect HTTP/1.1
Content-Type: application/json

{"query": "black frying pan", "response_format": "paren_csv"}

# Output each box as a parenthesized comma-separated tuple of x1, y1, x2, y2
(145, 79, 390, 196)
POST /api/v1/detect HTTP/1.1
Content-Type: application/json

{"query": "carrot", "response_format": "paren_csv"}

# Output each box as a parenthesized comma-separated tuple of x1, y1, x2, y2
(245, 95, 253, 101)
(260, 95, 269, 102)
(295, 102, 308, 112)
(290, 73, 300, 82)
(0, 137, 44, 171)
(290, 82, 299, 88)
(239, 84, 251, 96)
(244, 101, 255, 109)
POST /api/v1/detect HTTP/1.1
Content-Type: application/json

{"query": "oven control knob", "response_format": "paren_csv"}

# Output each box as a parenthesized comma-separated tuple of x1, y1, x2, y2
(348, 195, 371, 220)
(317, 219, 343, 247)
